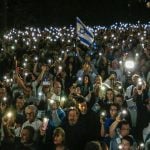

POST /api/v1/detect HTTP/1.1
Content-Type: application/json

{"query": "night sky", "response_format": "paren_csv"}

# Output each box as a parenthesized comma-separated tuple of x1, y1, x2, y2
(0, 0, 150, 29)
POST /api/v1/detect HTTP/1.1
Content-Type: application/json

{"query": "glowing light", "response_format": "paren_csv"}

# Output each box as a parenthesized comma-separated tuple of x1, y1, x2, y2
(101, 111, 106, 117)
(103, 36, 107, 40)
(118, 144, 123, 150)
(101, 86, 105, 91)
(38, 92, 42, 96)
(23, 62, 27, 67)
(135, 53, 139, 57)
(43, 117, 49, 123)
(140, 143, 144, 148)
(125, 60, 135, 69)
(11, 46, 15, 50)
(34, 56, 38, 61)
(6, 79, 10, 82)
(58, 66, 62, 70)
(122, 110, 127, 115)
(3, 76, 7, 80)
(58, 57, 62, 61)
(78, 77, 82, 81)
(118, 86, 122, 89)
(61, 96, 66, 102)
(24, 72, 28, 76)
(3, 97, 7, 101)
(7, 112, 12, 118)
(48, 59, 51, 64)
(99, 52, 102, 56)
(24, 58, 28, 62)
(119, 61, 122, 64)
(49, 99, 54, 104)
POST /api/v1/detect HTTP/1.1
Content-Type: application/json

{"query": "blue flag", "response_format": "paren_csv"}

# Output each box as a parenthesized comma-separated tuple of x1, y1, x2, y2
(76, 17, 94, 47)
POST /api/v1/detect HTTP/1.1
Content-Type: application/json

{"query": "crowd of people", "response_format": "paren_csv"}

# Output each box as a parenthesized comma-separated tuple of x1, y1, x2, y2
(0, 22, 150, 150)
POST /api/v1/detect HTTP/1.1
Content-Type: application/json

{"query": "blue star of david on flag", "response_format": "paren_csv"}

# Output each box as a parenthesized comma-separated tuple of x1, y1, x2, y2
(76, 17, 94, 47)
(79, 28, 85, 34)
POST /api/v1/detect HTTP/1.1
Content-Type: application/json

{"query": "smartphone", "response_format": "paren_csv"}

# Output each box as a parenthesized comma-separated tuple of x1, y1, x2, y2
(42, 117, 49, 130)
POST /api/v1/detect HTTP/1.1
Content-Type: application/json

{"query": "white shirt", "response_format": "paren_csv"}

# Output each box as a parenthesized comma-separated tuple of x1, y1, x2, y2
(22, 119, 42, 141)
(143, 123, 150, 142)
(22, 119, 42, 131)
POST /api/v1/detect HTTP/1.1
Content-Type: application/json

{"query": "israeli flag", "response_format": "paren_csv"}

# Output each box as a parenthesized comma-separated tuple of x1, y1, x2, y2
(76, 17, 94, 47)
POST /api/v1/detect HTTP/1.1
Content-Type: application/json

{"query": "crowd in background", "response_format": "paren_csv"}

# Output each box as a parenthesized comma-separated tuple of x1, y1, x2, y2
(0, 22, 150, 150)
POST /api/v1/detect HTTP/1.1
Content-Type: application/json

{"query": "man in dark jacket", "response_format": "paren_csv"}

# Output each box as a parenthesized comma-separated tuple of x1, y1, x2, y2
(77, 96, 100, 143)
(61, 107, 87, 150)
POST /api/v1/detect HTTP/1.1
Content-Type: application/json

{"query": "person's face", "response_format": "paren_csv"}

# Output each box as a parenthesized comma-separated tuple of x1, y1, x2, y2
(112, 61, 119, 69)
(75, 87, 81, 95)
(16, 98, 25, 110)
(120, 124, 130, 137)
(85, 56, 91, 62)
(106, 90, 114, 101)
(54, 82, 61, 95)
(114, 96, 123, 106)
(50, 101, 58, 110)
(100, 70, 106, 77)
(132, 76, 139, 85)
(69, 86, 76, 94)
(25, 108, 35, 123)
(84, 76, 89, 84)
(53, 133, 63, 145)
(121, 139, 131, 150)
(0, 88, 6, 99)
(43, 85, 50, 93)
(95, 76, 102, 85)
(110, 106, 118, 118)
(78, 102, 87, 115)
(83, 64, 90, 72)
(93, 85, 100, 97)
(21, 129, 30, 143)
(68, 110, 79, 126)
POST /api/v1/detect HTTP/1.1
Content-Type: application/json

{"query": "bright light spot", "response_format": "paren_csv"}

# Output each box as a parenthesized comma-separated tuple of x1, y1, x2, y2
(61, 96, 66, 102)
(49, 99, 54, 104)
(101, 112, 106, 117)
(3, 97, 7, 101)
(101, 86, 105, 91)
(125, 60, 135, 69)
(99, 52, 102, 56)
(135, 53, 139, 57)
(11, 46, 15, 50)
(7, 112, 12, 118)
(78, 77, 82, 81)
(122, 110, 127, 115)
(38, 92, 42, 96)
(58, 66, 62, 70)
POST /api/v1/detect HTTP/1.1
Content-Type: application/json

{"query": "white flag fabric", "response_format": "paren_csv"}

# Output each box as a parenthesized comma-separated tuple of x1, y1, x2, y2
(76, 17, 94, 47)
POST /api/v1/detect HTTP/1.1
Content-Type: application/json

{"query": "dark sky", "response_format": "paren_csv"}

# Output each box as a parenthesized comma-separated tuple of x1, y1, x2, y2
(0, 0, 150, 29)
